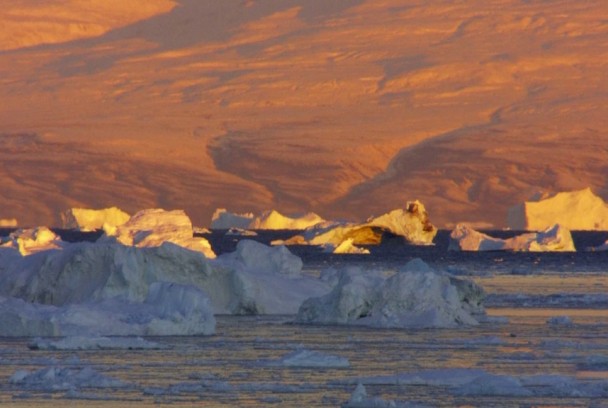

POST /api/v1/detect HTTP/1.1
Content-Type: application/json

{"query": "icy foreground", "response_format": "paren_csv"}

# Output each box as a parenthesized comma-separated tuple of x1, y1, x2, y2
(448, 223, 575, 252)
(61, 207, 130, 232)
(279, 200, 437, 247)
(507, 188, 608, 231)
(297, 259, 485, 328)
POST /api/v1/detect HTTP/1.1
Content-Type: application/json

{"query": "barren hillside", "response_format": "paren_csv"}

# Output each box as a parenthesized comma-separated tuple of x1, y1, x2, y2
(1, 0, 606, 227)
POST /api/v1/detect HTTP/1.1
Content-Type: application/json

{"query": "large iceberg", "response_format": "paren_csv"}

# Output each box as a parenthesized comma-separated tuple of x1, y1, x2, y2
(449, 223, 576, 252)
(0, 226, 63, 255)
(101, 208, 216, 258)
(297, 259, 485, 328)
(211, 208, 254, 229)
(507, 188, 608, 231)
(279, 200, 437, 247)
(0, 239, 330, 320)
(61, 207, 131, 232)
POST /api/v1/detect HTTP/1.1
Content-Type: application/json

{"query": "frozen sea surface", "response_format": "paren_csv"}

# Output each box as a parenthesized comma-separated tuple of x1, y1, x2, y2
(0, 230, 607, 407)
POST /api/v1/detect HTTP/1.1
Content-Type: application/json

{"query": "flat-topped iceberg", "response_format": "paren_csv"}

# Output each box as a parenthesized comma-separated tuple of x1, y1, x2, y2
(507, 188, 608, 231)
(278, 200, 437, 248)
(449, 223, 575, 252)
(297, 259, 485, 328)
(101, 208, 216, 259)
(0, 226, 63, 255)
(211, 208, 325, 230)
(61, 207, 130, 232)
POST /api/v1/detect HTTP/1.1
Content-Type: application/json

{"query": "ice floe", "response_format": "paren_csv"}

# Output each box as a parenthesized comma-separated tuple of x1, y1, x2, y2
(9, 366, 129, 391)
(343, 383, 415, 408)
(100, 208, 216, 258)
(297, 259, 485, 328)
(448, 223, 575, 251)
(507, 188, 608, 231)
(275, 349, 350, 368)
(61, 207, 130, 232)
(28, 336, 167, 350)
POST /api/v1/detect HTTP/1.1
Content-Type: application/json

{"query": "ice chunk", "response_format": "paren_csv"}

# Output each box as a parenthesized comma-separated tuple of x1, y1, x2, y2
(249, 210, 325, 230)
(546, 315, 573, 326)
(277, 349, 350, 368)
(220, 239, 302, 277)
(9, 366, 129, 391)
(343, 383, 401, 408)
(297, 259, 485, 328)
(61, 207, 130, 232)
(449, 223, 575, 252)
(507, 188, 608, 231)
(100, 208, 215, 258)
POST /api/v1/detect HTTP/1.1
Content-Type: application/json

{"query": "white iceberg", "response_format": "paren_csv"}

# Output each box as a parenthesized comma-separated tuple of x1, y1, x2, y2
(0, 226, 63, 255)
(101, 208, 216, 258)
(343, 383, 405, 408)
(297, 259, 485, 328)
(211, 208, 254, 229)
(0, 239, 329, 317)
(449, 223, 575, 252)
(61, 207, 130, 232)
(279, 200, 437, 248)
(507, 188, 608, 231)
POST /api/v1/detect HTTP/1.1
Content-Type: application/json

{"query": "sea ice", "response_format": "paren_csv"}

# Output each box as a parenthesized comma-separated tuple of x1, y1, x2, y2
(61, 207, 130, 232)
(448, 223, 575, 252)
(276, 349, 350, 368)
(9, 366, 129, 391)
(28, 336, 167, 350)
(100, 208, 216, 258)
(342, 383, 410, 408)
(297, 259, 485, 328)
(211, 208, 255, 229)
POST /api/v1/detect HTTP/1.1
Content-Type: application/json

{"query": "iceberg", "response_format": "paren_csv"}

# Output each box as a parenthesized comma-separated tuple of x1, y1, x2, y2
(323, 238, 370, 254)
(297, 259, 485, 328)
(0, 218, 18, 227)
(449, 223, 575, 251)
(211, 208, 325, 230)
(0, 239, 329, 318)
(211, 208, 254, 229)
(0, 226, 63, 255)
(61, 207, 130, 232)
(100, 208, 216, 258)
(507, 188, 608, 231)
(280, 200, 437, 248)
(0, 281, 216, 336)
